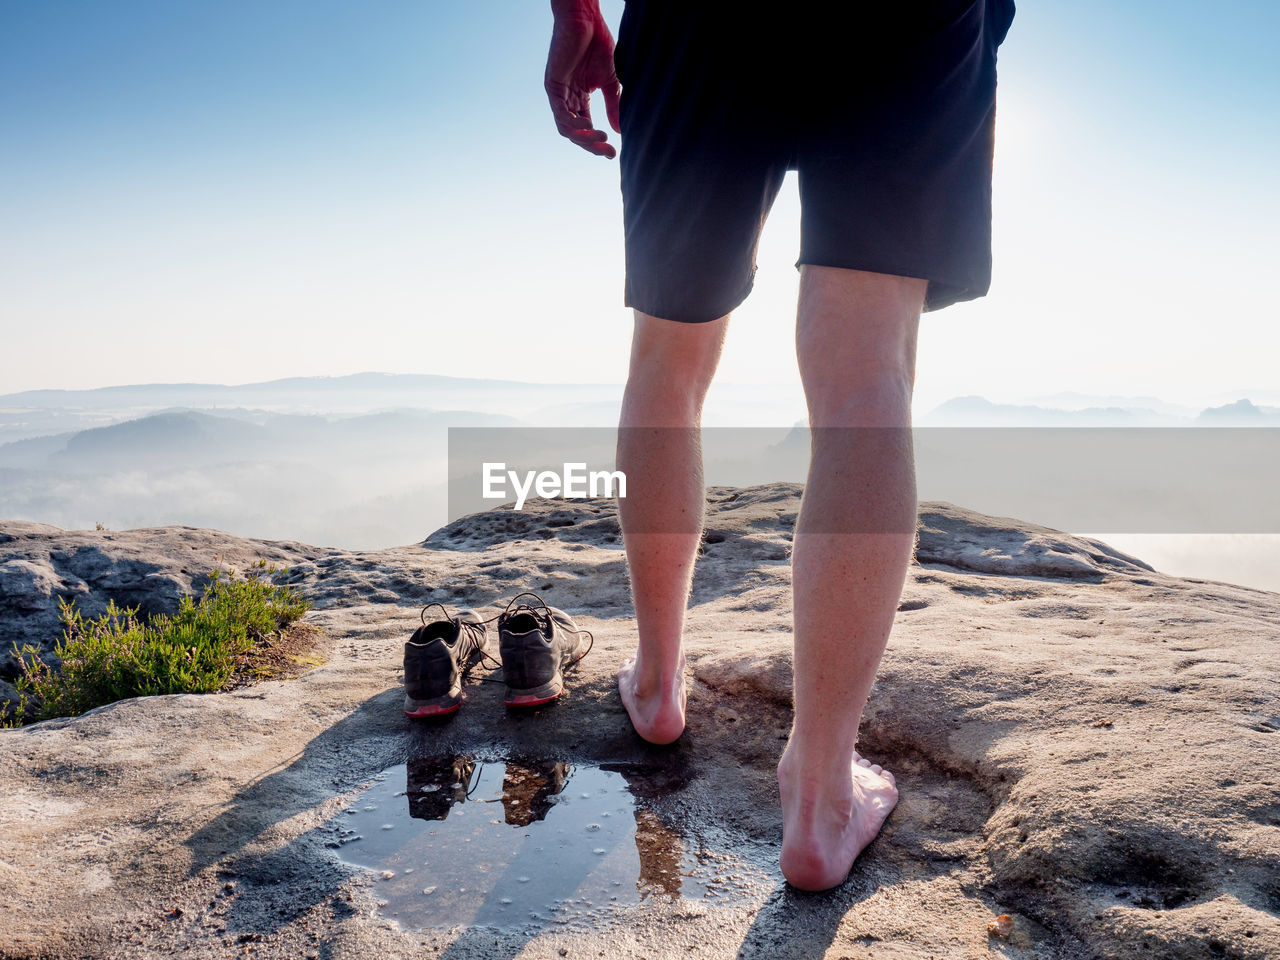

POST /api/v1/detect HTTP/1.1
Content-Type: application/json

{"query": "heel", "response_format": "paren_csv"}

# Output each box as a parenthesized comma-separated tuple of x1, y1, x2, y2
(404, 639, 462, 717)
(503, 678, 563, 708)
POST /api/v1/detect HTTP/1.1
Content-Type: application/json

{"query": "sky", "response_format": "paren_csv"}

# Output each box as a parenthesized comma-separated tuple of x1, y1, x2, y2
(2, 0, 1278, 414)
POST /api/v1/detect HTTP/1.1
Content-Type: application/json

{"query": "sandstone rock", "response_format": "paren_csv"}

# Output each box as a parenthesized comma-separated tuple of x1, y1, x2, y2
(0, 485, 1276, 960)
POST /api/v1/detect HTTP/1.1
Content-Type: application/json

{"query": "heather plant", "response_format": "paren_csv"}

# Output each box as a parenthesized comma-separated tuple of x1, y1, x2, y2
(3, 563, 310, 725)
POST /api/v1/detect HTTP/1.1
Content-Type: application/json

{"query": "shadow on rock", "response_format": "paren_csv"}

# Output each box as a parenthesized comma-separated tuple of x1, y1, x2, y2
(734, 879, 879, 960)
(177, 688, 406, 953)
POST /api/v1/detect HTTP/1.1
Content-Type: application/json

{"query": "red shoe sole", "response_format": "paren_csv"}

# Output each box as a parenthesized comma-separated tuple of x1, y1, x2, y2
(505, 692, 561, 709)
(405, 702, 461, 718)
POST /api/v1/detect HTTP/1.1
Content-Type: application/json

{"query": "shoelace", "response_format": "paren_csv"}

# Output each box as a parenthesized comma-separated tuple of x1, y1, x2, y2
(417, 592, 595, 683)
(485, 591, 595, 669)
(464, 760, 485, 798)
(417, 601, 502, 673)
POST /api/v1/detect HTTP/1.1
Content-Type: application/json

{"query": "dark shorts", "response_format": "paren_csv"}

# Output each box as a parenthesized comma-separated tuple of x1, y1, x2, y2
(614, 0, 1016, 320)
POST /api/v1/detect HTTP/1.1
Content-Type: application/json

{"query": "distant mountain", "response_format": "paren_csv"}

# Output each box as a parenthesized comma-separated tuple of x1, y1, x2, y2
(0, 376, 619, 419)
(920, 395, 1183, 427)
(0, 373, 813, 442)
(0, 406, 524, 549)
(3, 391, 1276, 551)
(0, 371, 618, 408)
(921, 395, 1280, 427)
(1197, 398, 1280, 424)
(525, 401, 623, 427)
(0, 408, 520, 473)
(57, 411, 266, 468)
(0, 373, 623, 445)
(1026, 392, 1199, 417)
(1205, 387, 1280, 407)
(0, 432, 77, 469)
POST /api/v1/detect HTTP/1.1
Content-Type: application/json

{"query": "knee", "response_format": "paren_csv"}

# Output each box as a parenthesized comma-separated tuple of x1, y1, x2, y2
(795, 267, 922, 427)
(805, 372, 914, 428)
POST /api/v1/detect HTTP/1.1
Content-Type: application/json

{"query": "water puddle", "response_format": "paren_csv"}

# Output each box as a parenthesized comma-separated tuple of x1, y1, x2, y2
(327, 755, 774, 931)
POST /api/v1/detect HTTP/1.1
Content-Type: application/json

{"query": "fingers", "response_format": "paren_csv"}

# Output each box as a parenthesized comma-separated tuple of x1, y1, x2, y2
(569, 130, 615, 158)
(569, 130, 615, 157)
(604, 76, 621, 135)
(556, 113, 616, 158)
(556, 117, 615, 157)
(567, 128, 607, 145)
(546, 82, 617, 159)
(579, 139, 616, 159)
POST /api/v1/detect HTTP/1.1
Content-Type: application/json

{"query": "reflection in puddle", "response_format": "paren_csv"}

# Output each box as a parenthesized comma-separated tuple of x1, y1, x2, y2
(329, 755, 771, 931)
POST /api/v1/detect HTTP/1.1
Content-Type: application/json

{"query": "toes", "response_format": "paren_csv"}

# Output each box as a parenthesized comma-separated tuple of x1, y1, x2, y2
(852, 756, 896, 788)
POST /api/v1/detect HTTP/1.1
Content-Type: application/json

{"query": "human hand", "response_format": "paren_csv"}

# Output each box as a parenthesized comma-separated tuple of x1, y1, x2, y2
(545, 0, 621, 159)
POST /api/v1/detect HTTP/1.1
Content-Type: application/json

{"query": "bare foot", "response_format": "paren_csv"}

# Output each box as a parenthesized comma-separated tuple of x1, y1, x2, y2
(778, 748, 899, 891)
(618, 656, 686, 745)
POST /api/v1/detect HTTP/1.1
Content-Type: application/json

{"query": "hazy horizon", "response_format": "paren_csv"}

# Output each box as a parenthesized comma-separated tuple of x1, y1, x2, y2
(2, 377, 1277, 594)
(5, 369, 1280, 428)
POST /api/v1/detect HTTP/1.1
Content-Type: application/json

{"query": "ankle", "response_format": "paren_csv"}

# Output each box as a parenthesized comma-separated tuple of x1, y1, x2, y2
(780, 732, 858, 780)
(628, 650, 685, 698)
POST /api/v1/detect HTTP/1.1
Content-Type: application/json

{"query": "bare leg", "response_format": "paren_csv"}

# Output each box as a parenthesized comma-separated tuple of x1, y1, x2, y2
(616, 310, 728, 744)
(779, 266, 924, 891)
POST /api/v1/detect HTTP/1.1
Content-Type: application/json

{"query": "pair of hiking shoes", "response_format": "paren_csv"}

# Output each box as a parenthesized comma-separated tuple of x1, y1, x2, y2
(403, 592, 592, 717)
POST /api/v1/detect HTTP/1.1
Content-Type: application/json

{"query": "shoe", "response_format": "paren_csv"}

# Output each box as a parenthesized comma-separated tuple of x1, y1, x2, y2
(501, 759, 571, 826)
(405, 755, 481, 821)
(497, 592, 592, 708)
(403, 603, 490, 718)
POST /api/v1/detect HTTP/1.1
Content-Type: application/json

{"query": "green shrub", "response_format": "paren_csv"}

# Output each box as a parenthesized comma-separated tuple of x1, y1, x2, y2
(3, 563, 311, 725)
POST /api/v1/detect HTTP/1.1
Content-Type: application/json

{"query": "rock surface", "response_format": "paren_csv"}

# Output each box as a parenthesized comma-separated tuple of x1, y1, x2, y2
(1, 484, 1277, 960)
